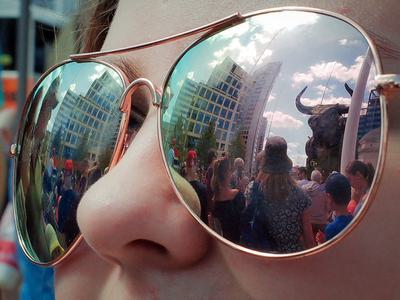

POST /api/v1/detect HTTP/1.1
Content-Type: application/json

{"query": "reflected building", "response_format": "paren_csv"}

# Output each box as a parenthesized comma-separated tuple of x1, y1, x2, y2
(51, 71, 123, 161)
(357, 89, 381, 168)
(358, 89, 381, 139)
(239, 62, 282, 175)
(170, 57, 247, 153)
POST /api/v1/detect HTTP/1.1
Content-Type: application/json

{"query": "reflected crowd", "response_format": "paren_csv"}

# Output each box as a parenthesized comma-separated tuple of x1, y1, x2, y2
(168, 135, 374, 254)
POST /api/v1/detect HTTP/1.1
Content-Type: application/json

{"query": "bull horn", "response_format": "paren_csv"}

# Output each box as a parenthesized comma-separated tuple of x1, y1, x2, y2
(344, 83, 353, 96)
(295, 86, 314, 115)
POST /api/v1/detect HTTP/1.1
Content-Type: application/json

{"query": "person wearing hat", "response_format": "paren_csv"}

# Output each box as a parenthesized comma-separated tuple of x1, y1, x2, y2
(251, 136, 315, 253)
(316, 173, 353, 243)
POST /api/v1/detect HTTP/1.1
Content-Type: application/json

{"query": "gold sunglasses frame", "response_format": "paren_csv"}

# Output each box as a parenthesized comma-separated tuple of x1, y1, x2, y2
(12, 6, 399, 266)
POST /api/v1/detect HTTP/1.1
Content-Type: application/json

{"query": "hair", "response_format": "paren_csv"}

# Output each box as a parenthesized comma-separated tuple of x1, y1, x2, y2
(310, 170, 322, 183)
(345, 160, 375, 187)
(207, 148, 217, 165)
(325, 173, 351, 206)
(211, 158, 231, 199)
(298, 167, 307, 176)
(258, 172, 296, 202)
(75, 0, 119, 53)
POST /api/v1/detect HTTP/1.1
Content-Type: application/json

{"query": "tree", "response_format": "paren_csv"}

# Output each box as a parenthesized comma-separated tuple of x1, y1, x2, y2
(229, 130, 246, 161)
(52, 127, 63, 157)
(75, 131, 90, 162)
(173, 114, 187, 161)
(197, 121, 217, 168)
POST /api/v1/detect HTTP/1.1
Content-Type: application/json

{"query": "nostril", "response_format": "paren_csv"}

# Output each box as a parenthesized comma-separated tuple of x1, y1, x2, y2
(127, 239, 168, 255)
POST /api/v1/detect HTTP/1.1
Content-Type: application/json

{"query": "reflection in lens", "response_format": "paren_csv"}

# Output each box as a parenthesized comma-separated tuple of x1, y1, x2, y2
(161, 11, 380, 254)
(15, 62, 124, 263)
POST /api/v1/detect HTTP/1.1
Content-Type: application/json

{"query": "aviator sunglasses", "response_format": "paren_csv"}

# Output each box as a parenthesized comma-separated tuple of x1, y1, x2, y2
(11, 7, 400, 265)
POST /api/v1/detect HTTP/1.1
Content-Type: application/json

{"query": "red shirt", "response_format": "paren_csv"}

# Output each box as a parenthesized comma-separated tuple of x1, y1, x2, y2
(186, 149, 197, 168)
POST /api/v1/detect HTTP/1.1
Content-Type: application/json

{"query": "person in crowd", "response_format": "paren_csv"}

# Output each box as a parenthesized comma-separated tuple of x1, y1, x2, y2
(296, 166, 309, 188)
(210, 157, 245, 243)
(230, 157, 250, 193)
(345, 160, 375, 215)
(316, 173, 353, 243)
(302, 170, 329, 237)
(254, 136, 315, 252)
(205, 148, 217, 210)
(167, 137, 179, 168)
(14, 1, 397, 299)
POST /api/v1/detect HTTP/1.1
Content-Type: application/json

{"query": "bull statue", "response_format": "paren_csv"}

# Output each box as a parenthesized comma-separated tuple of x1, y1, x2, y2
(295, 85, 351, 175)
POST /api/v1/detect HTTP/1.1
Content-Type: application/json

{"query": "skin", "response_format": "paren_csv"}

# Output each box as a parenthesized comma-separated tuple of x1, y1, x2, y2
(56, 1, 400, 299)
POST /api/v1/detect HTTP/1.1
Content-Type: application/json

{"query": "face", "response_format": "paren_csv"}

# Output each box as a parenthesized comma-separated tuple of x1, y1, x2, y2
(55, 1, 400, 299)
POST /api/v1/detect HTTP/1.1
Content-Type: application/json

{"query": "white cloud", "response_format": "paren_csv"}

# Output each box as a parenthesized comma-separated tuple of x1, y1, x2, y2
(290, 153, 308, 166)
(187, 72, 194, 80)
(287, 142, 299, 150)
(263, 111, 304, 129)
(69, 83, 76, 92)
(292, 72, 314, 86)
(210, 38, 270, 69)
(300, 96, 351, 106)
(291, 56, 366, 87)
(268, 93, 276, 102)
(338, 38, 360, 46)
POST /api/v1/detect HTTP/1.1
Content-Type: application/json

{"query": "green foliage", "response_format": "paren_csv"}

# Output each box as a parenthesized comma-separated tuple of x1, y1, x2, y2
(229, 130, 246, 161)
(75, 131, 90, 162)
(197, 121, 217, 168)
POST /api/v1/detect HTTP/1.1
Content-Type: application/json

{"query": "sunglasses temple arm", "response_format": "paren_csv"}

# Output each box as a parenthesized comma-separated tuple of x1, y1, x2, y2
(70, 13, 244, 60)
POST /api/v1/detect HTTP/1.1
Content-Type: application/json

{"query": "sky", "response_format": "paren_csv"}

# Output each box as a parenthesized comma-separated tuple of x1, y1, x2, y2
(163, 10, 377, 166)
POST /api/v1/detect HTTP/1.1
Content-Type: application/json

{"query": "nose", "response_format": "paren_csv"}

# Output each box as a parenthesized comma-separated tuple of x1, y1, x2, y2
(77, 107, 210, 269)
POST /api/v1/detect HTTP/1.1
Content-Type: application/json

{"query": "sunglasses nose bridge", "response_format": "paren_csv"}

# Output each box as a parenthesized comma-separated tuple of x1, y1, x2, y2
(120, 78, 160, 111)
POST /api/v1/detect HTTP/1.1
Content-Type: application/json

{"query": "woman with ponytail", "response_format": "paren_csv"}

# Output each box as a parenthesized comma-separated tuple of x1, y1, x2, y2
(210, 157, 245, 243)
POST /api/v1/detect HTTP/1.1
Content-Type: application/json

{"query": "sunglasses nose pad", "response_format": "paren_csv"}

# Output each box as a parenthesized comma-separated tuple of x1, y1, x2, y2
(121, 78, 159, 111)
(120, 78, 158, 155)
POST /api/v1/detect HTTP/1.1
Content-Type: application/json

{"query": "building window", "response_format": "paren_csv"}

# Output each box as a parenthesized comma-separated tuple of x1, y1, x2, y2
(211, 93, 217, 102)
(214, 106, 220, 115)
(205, 90, 211, 99)
(221, 109, 227, 118)
(224, 121, 229, 130)
(217, 95, 224, 105)
(223, 99, 230, 108)
(204, 114, 211, 124)
(200, 87, 206, 97)
(207, 103, 214, 113)
(198, 112, 204, 123)
(194, 123, 201, 134)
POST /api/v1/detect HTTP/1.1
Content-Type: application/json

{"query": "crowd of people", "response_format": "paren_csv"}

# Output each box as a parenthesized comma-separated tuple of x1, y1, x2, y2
(169, 135, 375, 254)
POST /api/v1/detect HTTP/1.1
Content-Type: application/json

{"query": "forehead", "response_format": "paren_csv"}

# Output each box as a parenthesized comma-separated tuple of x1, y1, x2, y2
(103, 0, 399, 86)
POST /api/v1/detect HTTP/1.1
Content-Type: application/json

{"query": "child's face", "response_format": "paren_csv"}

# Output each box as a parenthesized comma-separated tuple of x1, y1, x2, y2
(55, 1, 400, 299)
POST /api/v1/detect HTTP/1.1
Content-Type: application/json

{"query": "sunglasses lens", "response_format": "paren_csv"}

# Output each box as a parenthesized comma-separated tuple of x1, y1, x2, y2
(161, 11, 381, 254)
(14, 61, 125, 264)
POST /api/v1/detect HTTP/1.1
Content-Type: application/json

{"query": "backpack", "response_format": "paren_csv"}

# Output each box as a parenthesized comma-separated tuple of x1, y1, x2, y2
(240, 182, 275, 251)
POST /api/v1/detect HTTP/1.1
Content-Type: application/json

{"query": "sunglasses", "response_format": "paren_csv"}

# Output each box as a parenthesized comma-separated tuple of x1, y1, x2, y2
(11, 7, 399, 266)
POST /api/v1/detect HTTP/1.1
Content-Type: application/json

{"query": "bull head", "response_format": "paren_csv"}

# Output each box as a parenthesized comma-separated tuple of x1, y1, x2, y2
(295, 86, 349, 116)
